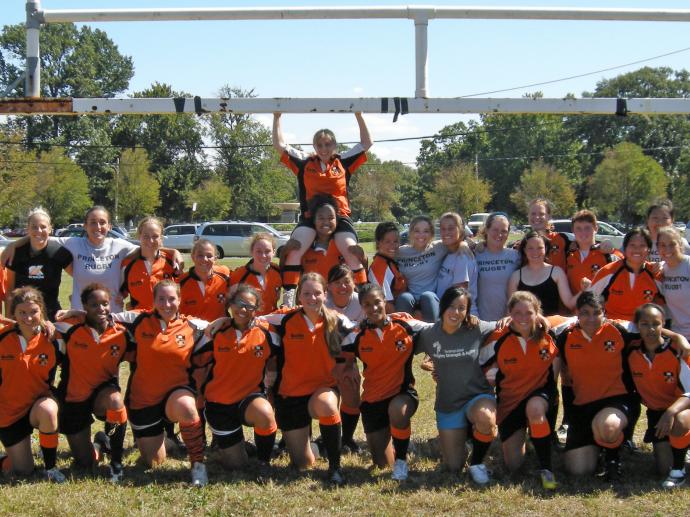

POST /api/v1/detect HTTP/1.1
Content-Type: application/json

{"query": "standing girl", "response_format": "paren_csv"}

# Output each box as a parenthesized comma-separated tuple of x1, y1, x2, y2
(230, 233, 282, 316)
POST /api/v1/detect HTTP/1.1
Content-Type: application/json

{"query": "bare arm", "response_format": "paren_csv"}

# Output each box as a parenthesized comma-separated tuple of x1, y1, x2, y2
(272, 112, 287, 153)
(506, 269, 520, 300)
(0, 235, 29, 266)
(355, 112, 373, 151)
(554, 267, 578, 310)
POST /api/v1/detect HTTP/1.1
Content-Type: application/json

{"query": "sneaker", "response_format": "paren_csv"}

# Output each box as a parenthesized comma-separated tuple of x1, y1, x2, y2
(109, 462, 124, 483)
(391, 459, 409, 481)
(557, 424, 569, 440)
(468, 463, 491, 486)
(93, 431, 111, 463)
(341, 439, 361, 454)
(45, 467, 66, 483)
(603, 459, 622, 482)
(191, 462, 208, 488)
(328, 467, 346, 486)
(256, 461, 272, 482)
(539, 469, 557, 490)
(661, 469, 686, 489)
(282, 289, 296, 308)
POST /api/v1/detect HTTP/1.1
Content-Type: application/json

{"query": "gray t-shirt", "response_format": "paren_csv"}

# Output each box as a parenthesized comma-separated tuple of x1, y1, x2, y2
(415, 320, 495, 413)
(326, 292, 365, 323)
(661, 255, 690, 338)
(57, 236, 137, 311)
(396, 241, 447, 297)
(475, 247, 520, 321)
(436, 252, 478, 315)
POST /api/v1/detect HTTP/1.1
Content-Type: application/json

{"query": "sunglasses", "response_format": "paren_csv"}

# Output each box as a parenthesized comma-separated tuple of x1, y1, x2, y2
(232, 299, 258, 311)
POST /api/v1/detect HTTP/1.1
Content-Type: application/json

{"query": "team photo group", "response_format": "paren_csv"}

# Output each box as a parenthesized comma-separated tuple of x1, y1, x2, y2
(1, 113, 689, 492)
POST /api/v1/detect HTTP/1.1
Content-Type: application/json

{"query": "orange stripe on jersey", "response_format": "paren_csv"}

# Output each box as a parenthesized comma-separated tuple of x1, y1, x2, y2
(280, 149, 367, 218)
(197, 320, 275, 405)
(57, 321, 129, 403)
(555, 321, 631, 405)
(179, 265, 230, 321)
(544, 231, 570, 271)
(230, 261, 282, 316)
(626, 339, 690, 411)
(271, 309, 339, 397)
(566, 245, 622, 294)
(590, 261, 664, 321)
(125, 313, 201, 409)
(0, 327, 58, 427)
(480, 327, 558, 424)
(341, 313, 420, 403)
(301, 240, 343, 280)
(368, 254, 407, 302)
(121, 249, 178, 310)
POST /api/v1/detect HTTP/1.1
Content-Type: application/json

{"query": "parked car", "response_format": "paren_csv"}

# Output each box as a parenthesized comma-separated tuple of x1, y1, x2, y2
(0, 234, 10, 250)
(57, 228, 139, 245)
(399, 223, 474, 245)
(55, 223, 84, 236)
(194, 221, 289, 258)
(549, 219, 625, 249)
(163, 223, 199, 252)
(467, 213, 490, 236)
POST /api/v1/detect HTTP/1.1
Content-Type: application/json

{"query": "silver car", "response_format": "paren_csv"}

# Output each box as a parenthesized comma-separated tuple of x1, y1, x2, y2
(194, 221, 289, 258)
(550, 219, 625, 249)
(163, 224, 199, 252)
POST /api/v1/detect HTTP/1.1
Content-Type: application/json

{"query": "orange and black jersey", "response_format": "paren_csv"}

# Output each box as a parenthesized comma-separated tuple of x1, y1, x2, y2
(0, 325, 59, 427)
(301, 240, 344, 280)
(555, 320, 637, 406)
(54, 318, 130, 403)
(565, 244, 622, 294)
(194, 319, 277, 405)
(589, 261, 664, 321)
(280, 145, 367, 218)
(230, 261, 282, 316)
(341, 313, 426, 403)
(625, 338, 690, 411)
(479, 327, 558, 423)
(263, 308, 355, 398)
(514, 231, 570, 270)
(120, 249, 179, 310)
(117, 311, 206, 410)
(179, 265, 231, 321)
(368, 254, 408, 302)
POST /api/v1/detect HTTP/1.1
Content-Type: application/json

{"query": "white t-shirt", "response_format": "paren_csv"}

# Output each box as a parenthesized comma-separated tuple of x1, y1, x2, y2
(661, 255, 690, 338)
(436, 252, 479, 315)
(475, 247, 520, 321)
(326, 292, 365, 323)
(57, 236, 137, 311)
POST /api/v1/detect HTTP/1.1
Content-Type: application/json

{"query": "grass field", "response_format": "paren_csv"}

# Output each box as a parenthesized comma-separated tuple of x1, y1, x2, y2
(2, 252, 690, 516)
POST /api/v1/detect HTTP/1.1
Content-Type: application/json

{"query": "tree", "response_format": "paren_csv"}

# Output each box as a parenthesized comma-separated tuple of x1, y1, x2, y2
(109, 149, 161, 222)
(186, 177, 232, 221)
(350, 155, 408, 221)
(34, 148, 92, 226)
(588, 142, 668, 224)
(424, 162, 493, 217)
(0, 131, 39, 226)
(510, 161, 577, 219)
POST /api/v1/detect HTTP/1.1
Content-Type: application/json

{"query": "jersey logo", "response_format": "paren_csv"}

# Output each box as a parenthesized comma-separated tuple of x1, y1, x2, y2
(330, 166, 342, 177)
(591, 264, 601, 273)
(175, 334, 186, 348)
(28, 265, 45, 279)
(550, 244, 560, 254)
(663, 371, 675, 383)
(110, 345, 121, 357)
(253, 345, 264, 358)
(37, 353, 49, 366)
(395, 339, 407, 352)
(603, 340, 616, 352)
(216, 293, 226, 304)
(538, 348, 551, 361)
(642, 289, 654, 301)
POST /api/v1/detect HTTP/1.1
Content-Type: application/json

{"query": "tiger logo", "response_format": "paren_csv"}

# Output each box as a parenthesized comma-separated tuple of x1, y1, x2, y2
(395, 340, 407, 352)
(603, 340, 616, 352)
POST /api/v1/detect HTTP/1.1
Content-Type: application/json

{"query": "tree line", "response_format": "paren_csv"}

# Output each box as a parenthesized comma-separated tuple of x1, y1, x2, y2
(2, 23, 689, 227)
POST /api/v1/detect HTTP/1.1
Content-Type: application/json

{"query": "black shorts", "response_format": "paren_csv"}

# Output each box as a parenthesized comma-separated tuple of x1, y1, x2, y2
(565, 394, 634, 451)
(498, 386, 558, 442)
(274, 394, 313, 432)
(204, 393, 266, 449)
(128, 386, 196, 439)
(0, 412, 33, 448)
(360, 388, 419, 434)
(59, 379, 120, 435)
(296, 215, 357, 241)
(643, 408, 669, 444)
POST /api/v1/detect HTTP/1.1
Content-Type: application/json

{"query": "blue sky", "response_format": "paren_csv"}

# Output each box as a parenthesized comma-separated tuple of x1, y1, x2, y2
(3, 0, 690, 164)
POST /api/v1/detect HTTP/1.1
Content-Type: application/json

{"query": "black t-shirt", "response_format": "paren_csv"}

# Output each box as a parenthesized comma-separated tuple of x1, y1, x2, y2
(7, 240, 73, 319)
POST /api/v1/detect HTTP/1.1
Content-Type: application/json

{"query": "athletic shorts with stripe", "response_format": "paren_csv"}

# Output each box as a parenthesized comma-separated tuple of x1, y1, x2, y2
(565, 393, 634, 451)
(204, 393, 267, 449)
(360, 387, 419, 434)
(58, 378, 120, 435)
(498, 386, 558, 442)
(127, 385, 196, 439)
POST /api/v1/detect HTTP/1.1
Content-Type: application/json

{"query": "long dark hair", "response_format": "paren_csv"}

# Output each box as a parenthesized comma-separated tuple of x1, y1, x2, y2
(439, 287, 477, 329)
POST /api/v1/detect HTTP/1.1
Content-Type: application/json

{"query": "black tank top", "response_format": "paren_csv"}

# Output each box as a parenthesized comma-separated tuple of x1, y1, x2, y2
(517, 266, 560, 316)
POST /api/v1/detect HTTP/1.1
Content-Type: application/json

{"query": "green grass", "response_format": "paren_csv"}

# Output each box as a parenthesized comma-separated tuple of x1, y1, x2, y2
(2, 252, 690, 515)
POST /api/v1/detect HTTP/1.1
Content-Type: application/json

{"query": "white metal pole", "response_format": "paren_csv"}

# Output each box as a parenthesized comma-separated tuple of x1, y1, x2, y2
(414, 16, 429, 98)
(25, 0, 42, 98)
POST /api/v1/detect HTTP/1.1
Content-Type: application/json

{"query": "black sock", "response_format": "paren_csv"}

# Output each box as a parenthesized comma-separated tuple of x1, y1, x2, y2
(254, 430, 277, 463)
(104, 421, 116, 436)
(198, 411, 207, 447)
(604, 446, 620, 463)
(470, 436, 492, 466)
(561, 386, 574, 426)
(531, 435, 552, 470)
(41, 446, 57, 470)
(164, 421, 176, 438)
(624, 399, 641, 441)
(392, 436, 410, 461)
(340, 411, 359, 444)
(672, 446, 687, 471)
(108, 423, 127, 464)
(319, 423, 342, 470)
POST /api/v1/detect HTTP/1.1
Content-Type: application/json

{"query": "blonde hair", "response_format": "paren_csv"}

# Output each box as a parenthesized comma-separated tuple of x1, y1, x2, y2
(137, 216, 164, 237)
(507, 291, 544, 341)
(657, 225, 684, 250)
(297, 272, 342, 357)
(27, 207, 52, 228)
(477, 212, 510, 244)
(439, 212, 465, 242)
(250, 232, 276, 252)
(152, 279, 180, 298)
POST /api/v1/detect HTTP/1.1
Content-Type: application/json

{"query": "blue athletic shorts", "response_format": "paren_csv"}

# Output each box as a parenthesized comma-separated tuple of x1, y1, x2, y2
(436, 393, 495, 431)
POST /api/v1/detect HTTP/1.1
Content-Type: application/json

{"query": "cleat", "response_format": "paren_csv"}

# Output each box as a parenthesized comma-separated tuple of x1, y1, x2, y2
(256, 461, 272, 482)
(601, 459, 622, 482)
(109, 462, 124, 484)
(468, 463, 491, 486)
(282, 289, 296, 308)
(341, 439, 361, 454)
(191, 462, 208, 488)
(45, 467, 66, 483)
(93, 431, 111, 463)
(539, 469, 557, 490)
(391, 459, 408, 481)
(328, 467, 346, 486)
(661, 469, 686, 489)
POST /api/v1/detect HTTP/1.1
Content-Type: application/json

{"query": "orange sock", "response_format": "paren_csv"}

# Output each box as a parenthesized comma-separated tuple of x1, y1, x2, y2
(352, 268, 367, 286)
(179, 418, 205, 465)
(595, 433, 624, 449)
(255, 423, 278, 436)
(319, 413, 342, 426)
(106, 407, 128, 424)
(472, 428, 495, 443)
(669, 430, 690, 449)
(282, 266, 301, 288)
(390, 425, 412, 440)
(39, 431, 59, 448)
(529, 420, 551, 439)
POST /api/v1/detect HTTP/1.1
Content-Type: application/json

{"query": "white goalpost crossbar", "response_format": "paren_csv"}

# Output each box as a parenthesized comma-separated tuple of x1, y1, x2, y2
(12, 2, 690, 115)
